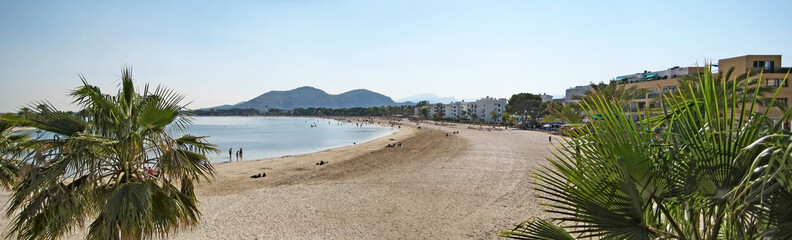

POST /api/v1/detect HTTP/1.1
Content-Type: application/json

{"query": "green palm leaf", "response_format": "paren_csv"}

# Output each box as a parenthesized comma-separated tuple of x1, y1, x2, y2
(506, 66, 792, 239)
(501, 217, 575, 240)
(2, 68, 218, 239)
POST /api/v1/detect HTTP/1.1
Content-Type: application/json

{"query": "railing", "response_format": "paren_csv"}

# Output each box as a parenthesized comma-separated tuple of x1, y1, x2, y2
(749, 67, 792, 74)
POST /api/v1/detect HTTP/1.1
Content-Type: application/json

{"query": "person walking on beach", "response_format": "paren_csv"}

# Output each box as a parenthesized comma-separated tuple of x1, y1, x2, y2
(548, 136, 552, 143)
(239, 147, 243, 158)
(229, 148, 233, 158)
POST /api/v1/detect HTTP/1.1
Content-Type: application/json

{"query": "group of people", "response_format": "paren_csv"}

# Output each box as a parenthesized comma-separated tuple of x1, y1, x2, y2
(385, 142, 402, 148)
(229, 147, 243, 161)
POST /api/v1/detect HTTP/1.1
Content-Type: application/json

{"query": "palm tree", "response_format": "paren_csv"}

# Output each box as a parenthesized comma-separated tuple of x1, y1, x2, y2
(674, 66, 783, 110)
(545, 104, 583, 124)
(580, 81, 650, 109)
(502, 66, 792, 239)
(0, 68, 218, 240)
(490, 110, 501, 122)
(0, 118, 27, 189)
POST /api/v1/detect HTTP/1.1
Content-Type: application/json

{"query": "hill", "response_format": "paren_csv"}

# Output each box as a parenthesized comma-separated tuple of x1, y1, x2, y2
(215, 86, 407, 110)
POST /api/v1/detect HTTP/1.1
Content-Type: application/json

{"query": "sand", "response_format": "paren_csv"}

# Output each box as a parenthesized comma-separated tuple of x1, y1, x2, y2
(0, 119, 559, 239)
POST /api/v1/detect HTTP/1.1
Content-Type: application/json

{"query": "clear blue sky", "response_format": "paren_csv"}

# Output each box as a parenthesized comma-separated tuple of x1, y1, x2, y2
(2, 0, 791, 112)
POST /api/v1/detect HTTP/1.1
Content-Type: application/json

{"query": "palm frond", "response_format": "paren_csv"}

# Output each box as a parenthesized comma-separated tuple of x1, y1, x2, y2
(501, 217, 575, 240)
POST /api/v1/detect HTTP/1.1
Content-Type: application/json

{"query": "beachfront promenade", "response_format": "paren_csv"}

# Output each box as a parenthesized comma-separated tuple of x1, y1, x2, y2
(0, 120, 557, 239)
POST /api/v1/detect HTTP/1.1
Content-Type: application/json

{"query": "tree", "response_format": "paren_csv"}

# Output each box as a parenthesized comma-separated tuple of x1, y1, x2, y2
(0, 117, 26, 189)
(489, 110, 500, 122)
(503, 112, 517, 126)
(674, 66, 781, 110)
(506, 93, 543, 119)
(580, 81, 650, 109)
(503, 66, 792, 239)
(433, 103, 444, 119)
(0, 69, 218, 240)
(548, 104, 583, 124)
(420, 107, 430, 119)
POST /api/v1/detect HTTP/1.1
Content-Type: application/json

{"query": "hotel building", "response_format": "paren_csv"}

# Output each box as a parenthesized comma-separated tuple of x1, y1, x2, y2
(420, 97, 508, 123)
(615, 54, 790, 128)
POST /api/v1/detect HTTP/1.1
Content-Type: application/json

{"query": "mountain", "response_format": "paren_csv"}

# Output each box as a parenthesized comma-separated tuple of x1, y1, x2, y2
(215, 86, 407, 110)
(397, 93, 470, 104)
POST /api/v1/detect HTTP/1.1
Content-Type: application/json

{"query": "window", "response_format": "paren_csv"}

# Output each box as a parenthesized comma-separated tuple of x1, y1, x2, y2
(761, 98, 787, 106)
(767, 79, 787, 87)
(662, 86, 677, 94)
(754, 60, 776, 70)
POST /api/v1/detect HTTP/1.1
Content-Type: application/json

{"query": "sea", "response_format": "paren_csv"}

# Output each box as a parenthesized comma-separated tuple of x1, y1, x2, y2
(185, 116, 395, 163)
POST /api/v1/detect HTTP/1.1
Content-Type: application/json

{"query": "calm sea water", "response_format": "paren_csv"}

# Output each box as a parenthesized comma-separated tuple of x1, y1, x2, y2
(185, 117, 395, 163)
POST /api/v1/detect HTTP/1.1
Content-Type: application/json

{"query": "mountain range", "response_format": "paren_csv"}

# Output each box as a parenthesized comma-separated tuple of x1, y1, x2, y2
(212, 86, 412, 111)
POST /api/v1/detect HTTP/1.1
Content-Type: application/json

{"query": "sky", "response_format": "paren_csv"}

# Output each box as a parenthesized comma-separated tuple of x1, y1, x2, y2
(2, 0, 791, 112)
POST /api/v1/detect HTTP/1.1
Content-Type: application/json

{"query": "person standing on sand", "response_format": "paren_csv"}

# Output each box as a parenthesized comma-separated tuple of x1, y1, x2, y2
(548, 136, 552, 143)
(229, 148, 232, 158)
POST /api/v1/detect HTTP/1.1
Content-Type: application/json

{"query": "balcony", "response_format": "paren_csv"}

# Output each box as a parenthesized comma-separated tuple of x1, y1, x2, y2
(748, 67, 792, 74)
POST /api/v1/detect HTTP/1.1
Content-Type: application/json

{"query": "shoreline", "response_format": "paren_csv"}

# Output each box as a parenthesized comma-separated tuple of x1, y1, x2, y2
(199, 116, 399, 163)
(176, 120, 556, 239)
(0, 118, 558, 239)
(194, 117, 417, 196)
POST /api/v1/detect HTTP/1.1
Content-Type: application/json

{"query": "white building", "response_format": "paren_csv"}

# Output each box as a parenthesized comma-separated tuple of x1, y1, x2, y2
(564, 85, 592, 104)
(415, 97, 507, 123)
(538, 93, 554, 102)
(472, 97, 508, 122)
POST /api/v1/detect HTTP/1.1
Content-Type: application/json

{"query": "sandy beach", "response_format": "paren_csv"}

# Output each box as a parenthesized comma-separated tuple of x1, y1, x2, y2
(0, 119, 558, 239)
(174, 120, 555, 239)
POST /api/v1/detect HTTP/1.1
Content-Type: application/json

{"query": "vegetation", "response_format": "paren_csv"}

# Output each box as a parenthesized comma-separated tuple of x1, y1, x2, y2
(503, 112, 518, 126)
(580, 81, 650, 109)
(502, 67, 792, 239)
(420, 107, 430, 119)
(542, 102, 584, 124)
(0, 69, 218, 240)
(505, 93, 543, 119)
(0, 117, 26, 189)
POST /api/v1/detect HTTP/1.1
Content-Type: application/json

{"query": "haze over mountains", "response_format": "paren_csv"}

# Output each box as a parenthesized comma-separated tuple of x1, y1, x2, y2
(212, 86, 413, 111)
(395, 93, 474, 104)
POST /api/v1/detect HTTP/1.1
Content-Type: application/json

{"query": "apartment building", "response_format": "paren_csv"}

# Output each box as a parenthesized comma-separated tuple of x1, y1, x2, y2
(617, 54, 790, 128)
(471, 97, 508, 122)
(416, 97, 508, 122)
(564, 85, 592, 104)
